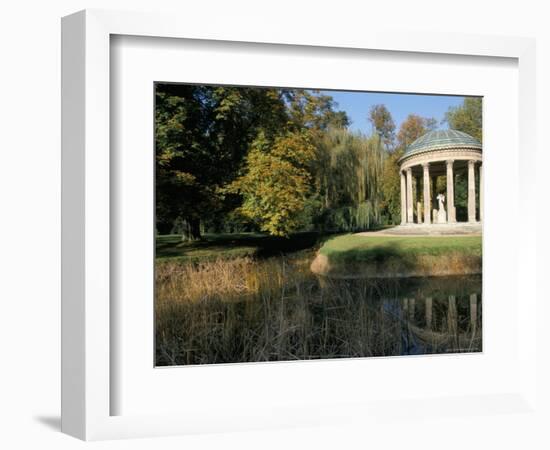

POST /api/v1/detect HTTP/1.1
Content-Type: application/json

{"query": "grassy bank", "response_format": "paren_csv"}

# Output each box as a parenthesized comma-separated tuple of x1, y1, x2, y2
(311, 234, 482, 278)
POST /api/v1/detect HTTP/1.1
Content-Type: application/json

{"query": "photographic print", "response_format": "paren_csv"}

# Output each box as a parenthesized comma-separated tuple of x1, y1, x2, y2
(154, 84, 482, 366)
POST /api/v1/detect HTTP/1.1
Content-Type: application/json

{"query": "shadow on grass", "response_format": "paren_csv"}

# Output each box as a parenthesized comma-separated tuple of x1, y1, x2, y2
(156, 231, 325, 262)
(326, 240, 417, 269)
(316, 234, 482, 278)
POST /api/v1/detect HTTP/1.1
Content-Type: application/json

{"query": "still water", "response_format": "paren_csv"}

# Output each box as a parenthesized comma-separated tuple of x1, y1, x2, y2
(371, 275, 482, 356)
(155, 260, 482, 365)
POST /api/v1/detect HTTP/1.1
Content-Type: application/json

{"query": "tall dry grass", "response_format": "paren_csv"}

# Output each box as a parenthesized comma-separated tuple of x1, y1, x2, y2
(155, 254, 482, 366)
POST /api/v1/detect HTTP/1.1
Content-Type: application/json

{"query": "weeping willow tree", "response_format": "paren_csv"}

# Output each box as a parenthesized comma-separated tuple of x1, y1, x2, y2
(312, 128, 386, 232)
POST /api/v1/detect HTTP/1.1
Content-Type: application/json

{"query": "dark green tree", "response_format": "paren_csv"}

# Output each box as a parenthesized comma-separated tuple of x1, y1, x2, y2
(444, 97, 482, 142)
(285, 89, 350, 131)
(155, 84, 288, 240)
(444, 97, 482, 218)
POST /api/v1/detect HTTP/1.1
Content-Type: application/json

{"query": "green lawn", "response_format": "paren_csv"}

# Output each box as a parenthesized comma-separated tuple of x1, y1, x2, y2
(156, 231, 321, 262)
(320, 234, 482, 263)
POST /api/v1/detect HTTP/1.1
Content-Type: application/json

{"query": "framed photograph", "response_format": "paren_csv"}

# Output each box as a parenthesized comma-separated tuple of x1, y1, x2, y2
(152, 84, 484, 368)
(62, 9, 538, 440)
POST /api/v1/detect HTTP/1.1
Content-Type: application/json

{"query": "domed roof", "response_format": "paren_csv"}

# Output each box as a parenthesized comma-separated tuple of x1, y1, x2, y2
(401, 129, 481, 160)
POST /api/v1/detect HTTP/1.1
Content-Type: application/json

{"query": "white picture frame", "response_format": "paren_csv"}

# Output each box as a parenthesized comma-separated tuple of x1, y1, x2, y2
(61, 9, 538, 441)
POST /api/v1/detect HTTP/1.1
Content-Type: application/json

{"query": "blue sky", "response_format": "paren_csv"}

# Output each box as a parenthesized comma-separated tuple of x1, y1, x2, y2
(320, 90, 466, 135)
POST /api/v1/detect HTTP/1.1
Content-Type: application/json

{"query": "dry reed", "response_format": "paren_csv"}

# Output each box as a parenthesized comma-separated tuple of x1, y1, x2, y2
(155, 254, 482, 366)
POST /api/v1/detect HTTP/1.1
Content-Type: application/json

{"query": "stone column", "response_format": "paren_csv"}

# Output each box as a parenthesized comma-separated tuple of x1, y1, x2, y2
(479, 164, 483, 222)
(400, 171, 407, 224)
(413, 176, 419, 223)
(470, 293, 478, 333)
(417, 201, 423, 224)
(425, 297, 433, 330)
(409, 298, 415, 322)
(422, 163, 431, 224)
(431, 175, 437, 220)
(448, 295, 458, 340)
(468, 160, 477, 223)
(406, 167, 414, 223)
(446, 160, 456, 223)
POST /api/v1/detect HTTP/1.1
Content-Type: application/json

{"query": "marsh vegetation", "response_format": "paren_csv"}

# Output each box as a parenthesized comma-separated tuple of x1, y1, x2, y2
(155, 250, 482, 366)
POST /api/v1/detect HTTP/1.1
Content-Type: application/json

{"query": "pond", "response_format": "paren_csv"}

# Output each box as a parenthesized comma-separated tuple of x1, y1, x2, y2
(368, 275, 482, 356)
(155, 254, 482, 366)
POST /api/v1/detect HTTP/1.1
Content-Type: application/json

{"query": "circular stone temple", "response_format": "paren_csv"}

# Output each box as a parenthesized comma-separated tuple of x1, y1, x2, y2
(399, 129, 482, 225)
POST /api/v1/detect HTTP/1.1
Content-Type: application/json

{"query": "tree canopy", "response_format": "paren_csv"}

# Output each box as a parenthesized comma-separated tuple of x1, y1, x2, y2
(155, 84, 480, 239)
(368, 104, 396, 151)
(226, 131, 316, 236)
(155, 84, 289, 238)
(396, 114, 437, 150)
(444, 97, 482, 142)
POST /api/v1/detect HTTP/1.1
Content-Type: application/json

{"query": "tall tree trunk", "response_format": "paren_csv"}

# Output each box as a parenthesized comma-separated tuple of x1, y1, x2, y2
(181, 218, 202, 242)
(188, 218, 201, 241)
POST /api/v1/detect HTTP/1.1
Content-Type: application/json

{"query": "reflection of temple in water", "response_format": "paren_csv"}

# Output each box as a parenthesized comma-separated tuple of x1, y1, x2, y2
(372, 275, 482, 355)
(387, 291, 481, 355)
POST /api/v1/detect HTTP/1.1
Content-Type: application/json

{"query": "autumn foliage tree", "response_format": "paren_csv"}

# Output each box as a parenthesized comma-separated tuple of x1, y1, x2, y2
(396, 114, 437, 150)
(227, 131, 316, 237)
(368, 104, 396, 151)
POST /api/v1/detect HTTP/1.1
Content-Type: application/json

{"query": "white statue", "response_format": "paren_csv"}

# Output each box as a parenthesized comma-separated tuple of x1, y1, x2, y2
(436, 193, 447, 224)
(437, 193, 445, 211)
